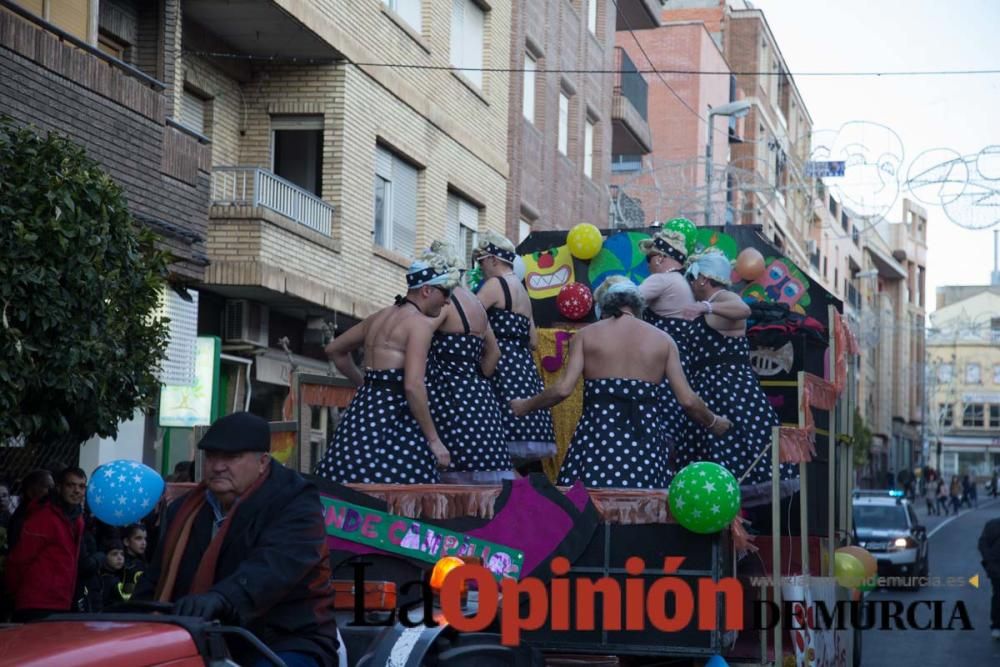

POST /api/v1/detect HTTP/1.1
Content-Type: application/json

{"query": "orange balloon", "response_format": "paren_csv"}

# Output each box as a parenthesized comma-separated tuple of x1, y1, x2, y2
(735, 248, 765, 282)
(837, 546, 877, 579)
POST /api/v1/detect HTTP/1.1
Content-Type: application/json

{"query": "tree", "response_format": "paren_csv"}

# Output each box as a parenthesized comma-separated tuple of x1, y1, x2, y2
(0, 118, 169, 451)
(852, 408, 873, 469)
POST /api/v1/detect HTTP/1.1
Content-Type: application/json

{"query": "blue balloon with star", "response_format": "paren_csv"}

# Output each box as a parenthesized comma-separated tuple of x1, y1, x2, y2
(87, 459, 165, 526)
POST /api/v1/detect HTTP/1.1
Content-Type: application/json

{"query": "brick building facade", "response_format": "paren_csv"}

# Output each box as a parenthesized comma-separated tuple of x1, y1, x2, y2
(507, 0, 659, 238)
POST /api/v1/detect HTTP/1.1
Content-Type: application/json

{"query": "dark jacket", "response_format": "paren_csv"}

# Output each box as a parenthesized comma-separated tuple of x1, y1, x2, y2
(5, 498, 83, 611)
(135, 460, 338, 665)
(80, 565, 127, 612)
(980, 517, 1000, 579)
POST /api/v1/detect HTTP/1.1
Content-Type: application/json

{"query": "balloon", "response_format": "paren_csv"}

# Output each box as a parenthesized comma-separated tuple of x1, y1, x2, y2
(668, 462, 741, 534)
(567, 223, 603, 260)
(735, 247, 765, 282)
(513, 255, 527, 281)
(87, 459, 165, 527)
(706, 655, 730, 667)
(664, 217, 698, 254)
(834, 551, 867, 589)
(556, 282, 593, 320)
(837, 546, 877, 579)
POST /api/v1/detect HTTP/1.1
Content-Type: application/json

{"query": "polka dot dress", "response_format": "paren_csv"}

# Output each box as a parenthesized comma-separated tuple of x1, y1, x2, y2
(487, 308, 557, 461)
(557, 378, 672, 489)
(315, 368, 440, 484)
(644, 311, 697, 475)
(678, 317, 797, 486)
(427, 332, 513, 482)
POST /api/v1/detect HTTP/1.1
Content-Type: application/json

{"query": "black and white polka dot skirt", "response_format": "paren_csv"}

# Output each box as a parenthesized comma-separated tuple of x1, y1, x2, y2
(427, 333, 513, 484)
(315, 368, 440, 484)
(557, 378, 672, 489)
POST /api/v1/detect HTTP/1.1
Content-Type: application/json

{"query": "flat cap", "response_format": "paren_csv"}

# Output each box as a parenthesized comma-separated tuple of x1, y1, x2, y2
(197, 412, 271, 453)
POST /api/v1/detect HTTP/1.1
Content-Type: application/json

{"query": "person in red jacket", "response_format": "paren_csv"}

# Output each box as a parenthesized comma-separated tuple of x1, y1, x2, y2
(5, 467, 87, 622)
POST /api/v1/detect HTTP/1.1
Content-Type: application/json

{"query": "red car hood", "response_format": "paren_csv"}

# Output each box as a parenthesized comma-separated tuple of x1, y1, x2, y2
(0, 621, 202, 666)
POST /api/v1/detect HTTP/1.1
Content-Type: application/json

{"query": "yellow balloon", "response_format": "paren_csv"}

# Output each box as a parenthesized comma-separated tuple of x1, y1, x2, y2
(834, 552, 866, 589)
(837, 546, 877, 579)
(567, 223, 603, 260)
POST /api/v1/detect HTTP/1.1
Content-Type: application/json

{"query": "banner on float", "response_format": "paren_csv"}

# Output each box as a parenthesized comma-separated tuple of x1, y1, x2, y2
(320, 497, 524, 580)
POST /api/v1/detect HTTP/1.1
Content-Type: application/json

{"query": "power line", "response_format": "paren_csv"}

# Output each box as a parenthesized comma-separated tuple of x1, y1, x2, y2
(184, 51, 1000, 77)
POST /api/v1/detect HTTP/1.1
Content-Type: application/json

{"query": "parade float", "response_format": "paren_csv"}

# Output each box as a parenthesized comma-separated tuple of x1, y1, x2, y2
(310, 223, 866, 666)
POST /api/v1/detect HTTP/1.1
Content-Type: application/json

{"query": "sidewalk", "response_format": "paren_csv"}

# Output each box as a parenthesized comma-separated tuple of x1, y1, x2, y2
(910, 488, 999, 523)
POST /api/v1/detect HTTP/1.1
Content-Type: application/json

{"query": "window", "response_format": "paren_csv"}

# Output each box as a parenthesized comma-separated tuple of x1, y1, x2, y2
(962, 404, 984, 428)
(939, 404, 953, 427)
(450, 0, 485, 88)
(991, 405, 1000, 429)
(271, 115, 323, 196)
(519, 218, 532, 243)
(374, 146, 418, 257)
(98, 32, 128, 61)
(48, 0, 89, 42)
(937, 363, 953, 383)
(523, 52, 536, 122)
(994, 364, 1000, 385)
(447, 192, 479, 267)
(587, 0, 598, 35)
(558, 92, 569, 155)
(966, 363, 981, 384)
(583, 118, 595, 179)
(384, 0, 421, 32)
(611, 154, 641, 173)
(179, 88, 208, 135)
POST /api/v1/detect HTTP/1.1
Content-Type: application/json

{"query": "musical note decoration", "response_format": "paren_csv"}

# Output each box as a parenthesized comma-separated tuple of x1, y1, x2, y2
(542, 331, 574, 372)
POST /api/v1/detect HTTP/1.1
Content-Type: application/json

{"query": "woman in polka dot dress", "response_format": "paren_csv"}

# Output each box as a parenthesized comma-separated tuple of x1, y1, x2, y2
(426, 243, 513, 484)
(638, 230, 698, 474)
(679, 250, 796, 486)
(512, 277, 730, 489)
(316, 253, 459, 484)
(474, 233, 557, 472)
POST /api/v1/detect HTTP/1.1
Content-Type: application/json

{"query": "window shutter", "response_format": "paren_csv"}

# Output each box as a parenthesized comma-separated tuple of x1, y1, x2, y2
(523, 53, 536, 121)
(397, 0, 422, 32)
(391, 158, 417, 258)
(447, 193, 461, 247)
(179, 90, 205, 135)
(464, 2, 484, 88)
(450, 0, 464, 71)
(375, 146, 393, 180)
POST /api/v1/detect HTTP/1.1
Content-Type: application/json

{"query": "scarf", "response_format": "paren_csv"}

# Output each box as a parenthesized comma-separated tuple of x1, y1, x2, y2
(155, 465, 271, 602)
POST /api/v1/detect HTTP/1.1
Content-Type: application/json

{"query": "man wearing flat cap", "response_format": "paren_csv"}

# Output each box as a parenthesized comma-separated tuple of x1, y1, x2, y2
(135, 412, 345, 667)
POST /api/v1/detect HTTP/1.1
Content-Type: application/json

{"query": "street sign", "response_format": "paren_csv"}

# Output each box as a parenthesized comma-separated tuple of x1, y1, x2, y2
(805, 161, 846, 178)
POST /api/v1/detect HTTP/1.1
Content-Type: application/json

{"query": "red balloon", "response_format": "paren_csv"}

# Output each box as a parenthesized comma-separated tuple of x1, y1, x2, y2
(556, 282, 593, 320)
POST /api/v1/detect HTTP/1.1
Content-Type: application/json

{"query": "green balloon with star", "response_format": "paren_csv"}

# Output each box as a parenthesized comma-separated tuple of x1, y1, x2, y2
(668, 461, 741, 534)
(664, 217, 698, 255)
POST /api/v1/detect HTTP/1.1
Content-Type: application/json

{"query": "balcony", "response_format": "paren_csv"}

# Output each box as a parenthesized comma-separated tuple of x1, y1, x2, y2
(183, 0, 340, 62)
(207, 167, 350, 318)
(614, 0, 663, 30)
(212, 167, 333, 237)
(611, 48, 653, 155)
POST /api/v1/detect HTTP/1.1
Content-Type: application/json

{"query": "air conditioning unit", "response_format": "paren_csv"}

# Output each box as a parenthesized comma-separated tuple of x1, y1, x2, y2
(224, 300, 269, 347)
(805, 239, 818, 255)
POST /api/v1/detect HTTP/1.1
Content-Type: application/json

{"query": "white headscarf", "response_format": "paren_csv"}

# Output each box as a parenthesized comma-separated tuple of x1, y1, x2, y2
(685, 249, 733, 286)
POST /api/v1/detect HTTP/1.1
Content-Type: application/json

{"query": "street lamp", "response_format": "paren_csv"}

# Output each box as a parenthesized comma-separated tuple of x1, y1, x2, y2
(704, 100, 752, 226)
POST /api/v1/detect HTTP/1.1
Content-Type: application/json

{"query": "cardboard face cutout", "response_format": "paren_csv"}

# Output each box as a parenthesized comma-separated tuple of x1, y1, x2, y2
(523, 245, 575, 299)
(742, 257, 812, 312)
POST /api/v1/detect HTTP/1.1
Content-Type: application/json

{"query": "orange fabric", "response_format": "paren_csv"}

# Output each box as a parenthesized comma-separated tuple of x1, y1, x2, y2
(779, 427, 816, 464)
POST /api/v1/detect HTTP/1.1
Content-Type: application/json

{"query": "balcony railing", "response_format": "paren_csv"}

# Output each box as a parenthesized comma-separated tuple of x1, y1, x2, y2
(614, 48, 648, 122)
(211, 167, 333, 237)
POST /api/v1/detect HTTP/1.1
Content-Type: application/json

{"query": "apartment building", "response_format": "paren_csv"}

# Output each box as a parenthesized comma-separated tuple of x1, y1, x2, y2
(507, 0, 660, 238)
(855, 199, 927, 484)
(927, 283, 1000, 480)
(170, 0, 511, 461)
(610, 19, 732, 224)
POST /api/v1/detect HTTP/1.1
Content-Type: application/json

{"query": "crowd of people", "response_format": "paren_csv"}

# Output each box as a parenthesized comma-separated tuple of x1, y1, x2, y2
(0, 465, 149, 622)
(315, 229, 787, 490)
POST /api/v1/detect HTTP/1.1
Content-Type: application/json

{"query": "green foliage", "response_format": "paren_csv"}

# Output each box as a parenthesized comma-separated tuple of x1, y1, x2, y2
(0, 118, 169, 446)
(852, 408, 874, 468)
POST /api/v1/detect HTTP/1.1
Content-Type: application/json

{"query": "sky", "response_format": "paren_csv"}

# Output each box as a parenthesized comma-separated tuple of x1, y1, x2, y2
(747, 0, 1000, 311)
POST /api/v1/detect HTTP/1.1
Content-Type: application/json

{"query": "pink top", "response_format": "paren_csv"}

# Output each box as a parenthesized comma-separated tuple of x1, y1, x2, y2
(639, 270, 695, 318)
